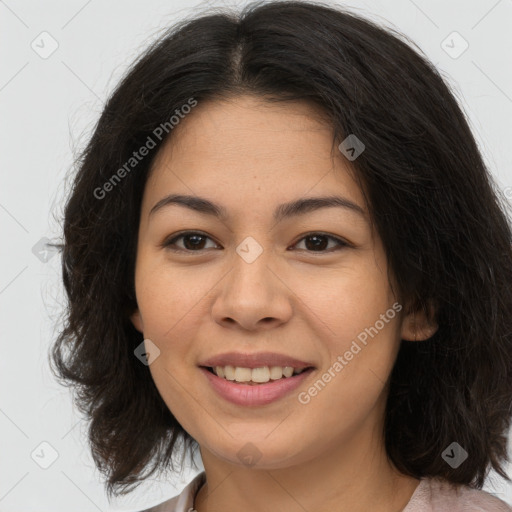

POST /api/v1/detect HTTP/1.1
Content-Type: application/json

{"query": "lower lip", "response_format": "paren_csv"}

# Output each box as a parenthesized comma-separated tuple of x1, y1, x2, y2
(200, 367, 314, 406)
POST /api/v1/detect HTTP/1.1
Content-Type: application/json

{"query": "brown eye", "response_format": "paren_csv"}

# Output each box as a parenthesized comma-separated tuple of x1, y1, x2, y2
(162, 231, 349, 254)
(292, 233, 349, 252)
(163, 232, 220, 252)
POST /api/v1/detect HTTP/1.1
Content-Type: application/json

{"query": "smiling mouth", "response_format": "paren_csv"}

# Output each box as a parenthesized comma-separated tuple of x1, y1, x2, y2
(202, 365, 314, 385)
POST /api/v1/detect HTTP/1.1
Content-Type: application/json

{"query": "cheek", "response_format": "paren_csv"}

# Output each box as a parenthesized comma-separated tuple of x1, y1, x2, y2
(295, 264, 400, 404)
(137, 272, 203, 426)
(295, 321, 399, 447)
(135, 261, 208, 341)
(295, 260, 395, 342)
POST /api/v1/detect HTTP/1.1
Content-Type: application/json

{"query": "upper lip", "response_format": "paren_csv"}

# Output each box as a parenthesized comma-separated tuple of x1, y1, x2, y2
(199, 352, 314, 369)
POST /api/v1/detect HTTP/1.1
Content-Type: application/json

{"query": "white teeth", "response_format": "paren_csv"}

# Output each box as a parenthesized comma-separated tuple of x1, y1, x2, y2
(223, 365, 235, 380)
(269, 366, 283, 380)
(251, 367, 270, 383)
(234, 367, 252, 382)
(282, 366, 294, 378)
(211, 365, 307, 383)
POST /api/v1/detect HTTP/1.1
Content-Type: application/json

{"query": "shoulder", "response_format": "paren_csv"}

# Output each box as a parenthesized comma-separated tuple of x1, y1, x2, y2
(138, 472, 206, 512)
(135, 472, 511, 512)
(404, 477, 512, 512)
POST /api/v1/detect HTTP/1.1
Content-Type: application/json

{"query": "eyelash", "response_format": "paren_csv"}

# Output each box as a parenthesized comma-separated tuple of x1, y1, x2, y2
(161, 231, 350, 254)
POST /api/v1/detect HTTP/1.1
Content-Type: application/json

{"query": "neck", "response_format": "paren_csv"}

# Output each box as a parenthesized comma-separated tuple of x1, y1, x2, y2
(194, 417, 420, 512)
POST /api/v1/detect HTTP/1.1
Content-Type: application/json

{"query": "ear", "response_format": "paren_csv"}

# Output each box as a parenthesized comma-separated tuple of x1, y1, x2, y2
(400, 298, 438, 341)
(130, 308, 144, 334)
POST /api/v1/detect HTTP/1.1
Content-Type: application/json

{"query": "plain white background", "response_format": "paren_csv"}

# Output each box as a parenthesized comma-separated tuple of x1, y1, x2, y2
(1, 0, 511, 510)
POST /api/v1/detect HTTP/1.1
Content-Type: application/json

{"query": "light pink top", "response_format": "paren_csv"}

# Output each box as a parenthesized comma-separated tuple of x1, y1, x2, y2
(141, 471, 512, 511)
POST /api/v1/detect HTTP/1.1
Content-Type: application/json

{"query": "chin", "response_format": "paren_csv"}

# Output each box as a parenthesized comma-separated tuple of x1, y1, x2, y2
(203, 436, 309, 471)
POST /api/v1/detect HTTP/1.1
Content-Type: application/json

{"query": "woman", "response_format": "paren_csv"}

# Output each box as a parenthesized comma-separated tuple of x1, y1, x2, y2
(51, 2, 512, 510)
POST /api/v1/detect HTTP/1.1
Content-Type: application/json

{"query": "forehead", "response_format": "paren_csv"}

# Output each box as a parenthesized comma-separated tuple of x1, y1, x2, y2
(142, 95, 366, 219)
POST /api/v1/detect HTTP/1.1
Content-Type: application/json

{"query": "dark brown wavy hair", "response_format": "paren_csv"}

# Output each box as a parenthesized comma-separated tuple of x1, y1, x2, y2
(50, 0, 512, 498)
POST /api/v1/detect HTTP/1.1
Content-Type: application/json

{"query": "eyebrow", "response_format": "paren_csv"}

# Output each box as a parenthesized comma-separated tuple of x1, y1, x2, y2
(149, 193, 367, 223)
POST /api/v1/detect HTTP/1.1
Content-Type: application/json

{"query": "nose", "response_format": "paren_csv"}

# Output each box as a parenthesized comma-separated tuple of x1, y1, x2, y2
(211, 243, 293, 332)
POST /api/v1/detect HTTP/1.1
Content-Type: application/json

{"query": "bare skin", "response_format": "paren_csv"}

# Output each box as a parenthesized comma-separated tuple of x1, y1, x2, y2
(130, 95, 438, 512)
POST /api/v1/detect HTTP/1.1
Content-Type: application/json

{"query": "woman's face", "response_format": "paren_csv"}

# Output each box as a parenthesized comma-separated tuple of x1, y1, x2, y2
(131, 95, 419, 469)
